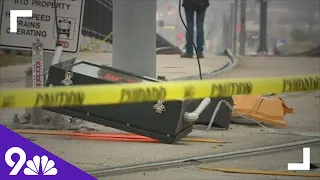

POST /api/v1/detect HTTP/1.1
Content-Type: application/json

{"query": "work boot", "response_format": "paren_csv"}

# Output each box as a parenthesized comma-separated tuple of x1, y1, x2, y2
(180, 52, 193, 58)
(197, 53, 204, 59)
(196, 50, 204, 59)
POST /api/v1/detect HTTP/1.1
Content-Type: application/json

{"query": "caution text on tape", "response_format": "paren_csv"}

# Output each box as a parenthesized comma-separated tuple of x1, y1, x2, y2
(0, 74, 319, 109)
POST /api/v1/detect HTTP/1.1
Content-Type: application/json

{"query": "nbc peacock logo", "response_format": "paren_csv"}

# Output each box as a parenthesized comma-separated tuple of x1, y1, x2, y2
(5, 147, 58, 176)
(24, 155, 58, 175)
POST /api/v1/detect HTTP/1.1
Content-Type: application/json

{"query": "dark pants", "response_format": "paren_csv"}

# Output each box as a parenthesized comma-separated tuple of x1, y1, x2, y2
(184, 8, 206, 55)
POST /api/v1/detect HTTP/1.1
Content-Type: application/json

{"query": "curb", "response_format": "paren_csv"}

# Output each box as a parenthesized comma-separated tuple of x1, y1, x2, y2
(172, 49, 241, 81)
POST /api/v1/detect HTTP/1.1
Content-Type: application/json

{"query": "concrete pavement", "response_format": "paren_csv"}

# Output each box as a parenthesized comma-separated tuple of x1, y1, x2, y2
(106, 144, 320, 180)
(0, 53, 319, 179)
(214, 56, 320, 79)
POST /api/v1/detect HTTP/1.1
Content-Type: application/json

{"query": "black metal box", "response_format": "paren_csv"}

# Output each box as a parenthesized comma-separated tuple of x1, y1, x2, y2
(45, 58, 195, 143)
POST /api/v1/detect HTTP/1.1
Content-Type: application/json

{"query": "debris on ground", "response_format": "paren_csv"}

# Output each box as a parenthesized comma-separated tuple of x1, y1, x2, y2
(27, 136, 37, 141)
(14, 129, 225, 144)
(200, 167, 320, 177)
(232, 95, 294, 127)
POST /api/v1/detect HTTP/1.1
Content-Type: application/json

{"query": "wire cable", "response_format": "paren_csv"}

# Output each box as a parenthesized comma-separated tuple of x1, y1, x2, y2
(206, 99, 275, 133)
(178, 0, 203, 80)
(53, 0, 61, 46)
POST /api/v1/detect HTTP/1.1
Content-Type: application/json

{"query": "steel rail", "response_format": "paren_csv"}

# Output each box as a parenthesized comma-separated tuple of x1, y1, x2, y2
(88, 138, 320, 177)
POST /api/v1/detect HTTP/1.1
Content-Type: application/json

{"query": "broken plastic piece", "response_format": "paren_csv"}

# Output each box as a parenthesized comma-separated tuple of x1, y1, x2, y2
(232, 95, 294, 127)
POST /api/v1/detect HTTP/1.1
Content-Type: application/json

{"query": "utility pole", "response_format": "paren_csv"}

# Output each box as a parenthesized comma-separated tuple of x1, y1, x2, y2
(232, 0, 238, 54)
(230, 3, 234, 52)
(222, 14, 228, 49)
(257, 0, 268, 55)
(239, 0, 247, 55)
(113, 0, 157, 78)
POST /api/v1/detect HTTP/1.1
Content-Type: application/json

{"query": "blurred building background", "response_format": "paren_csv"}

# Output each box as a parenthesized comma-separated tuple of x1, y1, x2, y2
(1, 0, 319, 56)
(155, 0, 320, 55)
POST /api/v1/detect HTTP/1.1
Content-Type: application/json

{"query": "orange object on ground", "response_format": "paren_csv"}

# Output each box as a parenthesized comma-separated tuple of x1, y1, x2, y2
(200, 167, 320, 177)
(15, 129, 159, 143)
(14, 129, 224, 143)
(232, 95, 294, 127)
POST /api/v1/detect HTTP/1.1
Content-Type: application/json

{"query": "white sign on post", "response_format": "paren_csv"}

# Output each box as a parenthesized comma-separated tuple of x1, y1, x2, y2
(0, 0, 85, 53)
(32, 39, 44, 88)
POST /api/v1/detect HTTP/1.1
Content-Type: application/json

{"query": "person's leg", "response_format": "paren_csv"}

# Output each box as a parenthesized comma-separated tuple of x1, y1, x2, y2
(196, 9, 206, 57)
(182, 8, 195, 57)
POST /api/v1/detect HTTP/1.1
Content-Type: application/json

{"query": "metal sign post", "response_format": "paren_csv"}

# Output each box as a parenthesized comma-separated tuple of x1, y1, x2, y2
(0, 0, 86, 130)
(13, 41, 80, 129)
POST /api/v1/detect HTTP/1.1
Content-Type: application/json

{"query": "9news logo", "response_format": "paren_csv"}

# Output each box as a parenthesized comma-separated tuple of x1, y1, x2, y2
(5, 147, 58, 176)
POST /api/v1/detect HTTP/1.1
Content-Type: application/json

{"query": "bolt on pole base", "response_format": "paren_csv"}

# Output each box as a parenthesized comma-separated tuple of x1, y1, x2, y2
(6, 108, 84, 131)
(7, 54, 85, 131)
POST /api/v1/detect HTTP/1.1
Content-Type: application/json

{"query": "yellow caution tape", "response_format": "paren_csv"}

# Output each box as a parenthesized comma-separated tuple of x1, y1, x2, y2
(0, 74, 319, 109)
(86, 32, 113, 52)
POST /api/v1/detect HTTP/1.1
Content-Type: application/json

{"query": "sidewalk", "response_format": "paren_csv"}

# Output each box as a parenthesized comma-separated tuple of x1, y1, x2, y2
(0, 53, 228, 81)
(213, 56, 320, 79)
